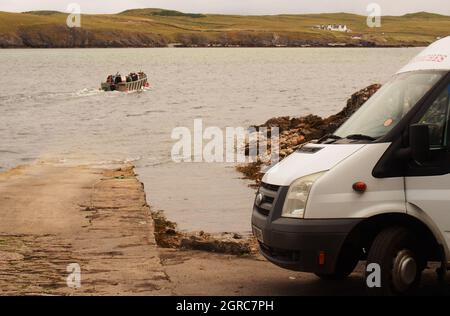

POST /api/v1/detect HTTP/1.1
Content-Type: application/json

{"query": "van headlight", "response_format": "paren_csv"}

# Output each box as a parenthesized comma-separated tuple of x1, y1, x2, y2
(282, 172, 326, 218)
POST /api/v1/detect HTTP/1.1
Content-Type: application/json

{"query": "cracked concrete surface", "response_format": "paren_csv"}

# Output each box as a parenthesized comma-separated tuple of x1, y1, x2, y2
(0, 163, 171, 295)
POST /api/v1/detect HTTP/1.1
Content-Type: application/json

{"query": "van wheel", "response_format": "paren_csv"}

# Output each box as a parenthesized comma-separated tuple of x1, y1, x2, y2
(366, 226, 423, 296)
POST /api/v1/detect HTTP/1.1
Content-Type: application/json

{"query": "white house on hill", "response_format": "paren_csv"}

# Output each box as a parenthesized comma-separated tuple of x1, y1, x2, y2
(315, 24, 351, 33)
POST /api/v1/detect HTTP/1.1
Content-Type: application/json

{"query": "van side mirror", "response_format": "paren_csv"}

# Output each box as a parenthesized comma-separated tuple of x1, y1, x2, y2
(410, 124, 430, 164)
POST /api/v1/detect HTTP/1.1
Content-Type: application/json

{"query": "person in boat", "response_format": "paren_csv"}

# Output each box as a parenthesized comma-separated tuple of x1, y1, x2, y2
(128, 72, 138, 81)
(138, 72, 146, 80)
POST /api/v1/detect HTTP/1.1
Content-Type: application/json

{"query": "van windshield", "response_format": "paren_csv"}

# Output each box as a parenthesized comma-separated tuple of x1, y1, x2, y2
(334, 71, 446, 140)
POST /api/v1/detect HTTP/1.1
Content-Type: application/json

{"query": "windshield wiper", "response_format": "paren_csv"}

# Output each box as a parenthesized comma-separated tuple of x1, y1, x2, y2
(344, 134, 376, 141)
(318, 134, 342, 143)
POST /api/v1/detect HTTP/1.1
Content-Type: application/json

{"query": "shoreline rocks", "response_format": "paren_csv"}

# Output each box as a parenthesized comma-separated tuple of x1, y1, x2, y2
(151, 210, 258, 256)
(0, 28, 428, 49)
(237, 83, 381, 186)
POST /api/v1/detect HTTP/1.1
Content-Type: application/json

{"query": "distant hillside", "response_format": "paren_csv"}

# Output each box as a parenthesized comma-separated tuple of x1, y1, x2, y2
(0, 8, 449, 48)
(120, 8, 206, 18)
(22, 10, 62, 16)
(402, 12, 448, 19)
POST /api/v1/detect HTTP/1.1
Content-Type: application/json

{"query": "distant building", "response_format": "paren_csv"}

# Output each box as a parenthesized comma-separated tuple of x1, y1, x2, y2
(167, 43, 183, 48)
(314, 24, 351, 33)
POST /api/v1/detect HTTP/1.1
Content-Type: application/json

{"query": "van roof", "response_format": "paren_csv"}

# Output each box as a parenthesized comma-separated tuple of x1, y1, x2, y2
(397, 36, 450, 74)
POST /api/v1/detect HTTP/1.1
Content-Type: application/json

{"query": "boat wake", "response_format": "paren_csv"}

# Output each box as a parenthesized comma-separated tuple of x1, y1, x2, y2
(0, 85, 151, 106)
(123, 86, 151, 94)
(0, 88, 104, 105)
(73, 88, 104, 97)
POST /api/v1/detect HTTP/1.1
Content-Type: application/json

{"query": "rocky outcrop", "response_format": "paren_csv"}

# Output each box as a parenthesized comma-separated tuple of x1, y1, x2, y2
(1, 25, 168, 48)
(152, 211, 258, 255)
(238, 83, 382, 185)
(0, 28, 421, 49)
(0, 34, 24, 48)
(173, 31, 381, 48)
(0, 24, 426, 48)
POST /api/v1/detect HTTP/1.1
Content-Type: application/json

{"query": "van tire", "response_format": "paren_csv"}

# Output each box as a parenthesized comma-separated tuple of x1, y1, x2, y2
(366, 226, 423, 296)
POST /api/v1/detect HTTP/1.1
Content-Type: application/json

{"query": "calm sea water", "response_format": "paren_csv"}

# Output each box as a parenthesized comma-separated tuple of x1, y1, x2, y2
(0, 48, 421, 233)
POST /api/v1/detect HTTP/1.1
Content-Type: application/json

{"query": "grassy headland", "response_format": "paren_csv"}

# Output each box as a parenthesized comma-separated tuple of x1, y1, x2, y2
(0, 8, 449, 47)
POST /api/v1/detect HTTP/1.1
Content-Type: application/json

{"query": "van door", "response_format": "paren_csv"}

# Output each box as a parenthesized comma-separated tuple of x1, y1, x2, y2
(405, 83, 450, 246)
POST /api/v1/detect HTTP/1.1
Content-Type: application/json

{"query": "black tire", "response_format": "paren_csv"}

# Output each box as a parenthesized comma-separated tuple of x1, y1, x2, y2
(315, 245, 360, 280)
(365, 226, 424, 296)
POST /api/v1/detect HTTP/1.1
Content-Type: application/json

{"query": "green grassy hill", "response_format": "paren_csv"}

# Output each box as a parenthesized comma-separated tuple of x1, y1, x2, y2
(0, 8, 449, 48)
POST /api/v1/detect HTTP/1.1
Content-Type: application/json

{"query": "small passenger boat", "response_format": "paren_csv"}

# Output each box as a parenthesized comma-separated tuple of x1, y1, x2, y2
(101, 72, 149, 92)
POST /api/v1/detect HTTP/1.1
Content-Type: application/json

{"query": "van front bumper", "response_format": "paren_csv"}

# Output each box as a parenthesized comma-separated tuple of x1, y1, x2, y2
(252, 208, 361, 274)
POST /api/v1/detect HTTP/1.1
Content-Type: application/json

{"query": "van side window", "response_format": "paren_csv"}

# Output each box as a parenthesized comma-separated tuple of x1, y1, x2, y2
(418, 85, 450, 148)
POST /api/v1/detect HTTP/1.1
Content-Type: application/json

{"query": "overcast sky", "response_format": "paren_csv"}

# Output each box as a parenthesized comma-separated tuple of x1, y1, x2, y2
(1, 0, 450, 16)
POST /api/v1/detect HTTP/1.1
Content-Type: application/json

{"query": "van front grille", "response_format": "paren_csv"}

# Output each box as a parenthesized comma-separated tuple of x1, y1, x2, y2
(255, 182, 280, 217)
(261, 182, 280, 192)
(256, 205, 270, 216)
